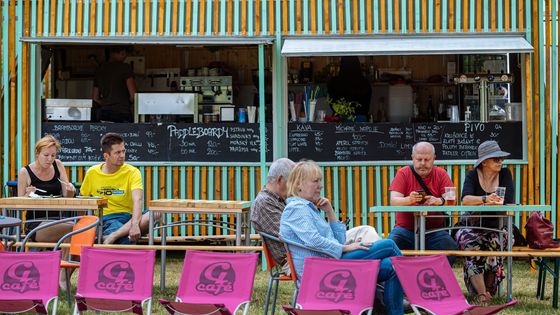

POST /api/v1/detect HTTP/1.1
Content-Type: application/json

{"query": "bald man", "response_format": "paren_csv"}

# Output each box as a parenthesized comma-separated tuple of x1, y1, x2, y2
(388, 142, 457, 264)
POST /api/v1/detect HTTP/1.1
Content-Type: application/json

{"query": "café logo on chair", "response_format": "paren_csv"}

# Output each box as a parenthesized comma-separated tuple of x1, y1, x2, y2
(1, 261, 40, 293)
(95, 261, 135, 294)
(196, 262, 235, 295)
(417, 268, 450, 301)
(316, 269, 356, 303)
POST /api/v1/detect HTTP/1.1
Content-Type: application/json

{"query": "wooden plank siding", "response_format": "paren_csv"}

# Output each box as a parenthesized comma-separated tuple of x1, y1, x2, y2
(1, 1, 558, 238)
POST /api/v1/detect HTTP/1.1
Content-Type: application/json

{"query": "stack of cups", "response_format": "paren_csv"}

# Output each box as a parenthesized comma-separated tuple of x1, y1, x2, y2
(247, 106, 257, 123)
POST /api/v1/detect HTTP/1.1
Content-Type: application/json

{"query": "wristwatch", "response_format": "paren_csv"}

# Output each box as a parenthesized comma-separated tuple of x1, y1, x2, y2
(481, 195, 487, 204)
(439, 196, 445, 206)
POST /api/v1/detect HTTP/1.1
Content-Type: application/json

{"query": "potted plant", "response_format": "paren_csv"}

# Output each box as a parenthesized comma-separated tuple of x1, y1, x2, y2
(327, 97, 361, 122)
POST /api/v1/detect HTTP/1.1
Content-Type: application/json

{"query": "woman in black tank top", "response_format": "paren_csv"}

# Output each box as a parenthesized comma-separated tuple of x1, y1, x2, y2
(17, 135, 76, 240)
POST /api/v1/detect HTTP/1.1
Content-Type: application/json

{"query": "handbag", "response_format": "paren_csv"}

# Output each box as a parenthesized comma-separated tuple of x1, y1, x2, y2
(525, 211, 560, 249)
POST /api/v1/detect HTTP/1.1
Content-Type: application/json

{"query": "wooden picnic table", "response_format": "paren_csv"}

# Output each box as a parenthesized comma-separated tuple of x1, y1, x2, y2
(0, 197, 107, 243)
(370, 204, 551, 302)
(148, 198, 252, 289)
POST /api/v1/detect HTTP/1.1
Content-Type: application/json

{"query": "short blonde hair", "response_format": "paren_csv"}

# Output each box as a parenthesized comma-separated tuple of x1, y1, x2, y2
(287, 160, 322, 198)
(34, 135, 61, 158)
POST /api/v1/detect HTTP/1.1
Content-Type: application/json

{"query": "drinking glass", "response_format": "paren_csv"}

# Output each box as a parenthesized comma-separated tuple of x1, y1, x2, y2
(444, 187, 456, 205)
(494, 187, 506, 204)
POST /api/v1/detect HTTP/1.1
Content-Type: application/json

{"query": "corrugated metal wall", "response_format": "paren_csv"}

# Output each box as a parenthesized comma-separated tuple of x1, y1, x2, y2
(1, 0, 558, 237)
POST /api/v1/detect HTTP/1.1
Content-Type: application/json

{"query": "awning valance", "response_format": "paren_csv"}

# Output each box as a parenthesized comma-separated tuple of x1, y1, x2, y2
(281, 33, 533, 56)
(20, 36, 274, 45)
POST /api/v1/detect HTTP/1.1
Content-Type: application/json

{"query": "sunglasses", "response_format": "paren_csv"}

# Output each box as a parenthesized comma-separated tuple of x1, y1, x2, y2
(490, 157, 505, 163)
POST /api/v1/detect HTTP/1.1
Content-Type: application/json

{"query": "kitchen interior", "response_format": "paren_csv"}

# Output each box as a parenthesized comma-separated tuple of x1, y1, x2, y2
(287, 53, 523, 124)
(44, 44, 523, 125)
(45, 44, 273, 123)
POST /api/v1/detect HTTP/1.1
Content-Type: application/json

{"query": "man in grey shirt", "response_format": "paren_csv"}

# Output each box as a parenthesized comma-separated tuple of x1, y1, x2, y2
(251, 158, 295, 266)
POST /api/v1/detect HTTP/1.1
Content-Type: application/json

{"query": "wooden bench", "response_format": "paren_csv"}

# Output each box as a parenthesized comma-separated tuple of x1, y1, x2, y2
(138, 233, 262, 243)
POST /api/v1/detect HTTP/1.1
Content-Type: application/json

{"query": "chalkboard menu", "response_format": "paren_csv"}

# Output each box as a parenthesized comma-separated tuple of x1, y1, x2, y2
(288, 122, 523, 161)
(42, 123, 272, 162)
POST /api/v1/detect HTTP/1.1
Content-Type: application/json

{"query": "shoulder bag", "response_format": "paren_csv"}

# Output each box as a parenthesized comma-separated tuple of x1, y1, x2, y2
(525, 211, 560, 249)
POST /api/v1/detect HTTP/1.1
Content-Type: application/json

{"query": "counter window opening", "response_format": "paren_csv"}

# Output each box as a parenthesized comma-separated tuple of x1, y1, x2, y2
(285, 53, 526, 162)
(41, 44, 274, 125)
(285, 54, 524, 125)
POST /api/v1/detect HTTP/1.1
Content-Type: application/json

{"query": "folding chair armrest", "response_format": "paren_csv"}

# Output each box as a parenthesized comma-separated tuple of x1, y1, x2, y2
(282, 305, 351, 315)
(19, 216, 84, 251)
(53, 217, 99, 251)
(159, 299, 229, 315)
(279, 236, 338, 258)
(259, 231, 280, 242)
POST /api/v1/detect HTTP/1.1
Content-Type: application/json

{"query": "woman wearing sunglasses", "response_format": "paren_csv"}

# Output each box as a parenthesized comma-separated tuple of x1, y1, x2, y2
(455, 140, 514, 304)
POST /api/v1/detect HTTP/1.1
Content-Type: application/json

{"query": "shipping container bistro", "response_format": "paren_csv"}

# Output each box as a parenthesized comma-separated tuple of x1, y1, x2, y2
(2, 1, 558, 238)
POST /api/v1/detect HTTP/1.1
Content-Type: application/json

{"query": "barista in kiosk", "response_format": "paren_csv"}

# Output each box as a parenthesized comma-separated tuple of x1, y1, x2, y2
(92, 46, 136, 123)
(327, 56, 372, 122)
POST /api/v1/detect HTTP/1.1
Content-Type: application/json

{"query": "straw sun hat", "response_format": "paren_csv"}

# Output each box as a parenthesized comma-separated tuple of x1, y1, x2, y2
(474, 140, 510, 168)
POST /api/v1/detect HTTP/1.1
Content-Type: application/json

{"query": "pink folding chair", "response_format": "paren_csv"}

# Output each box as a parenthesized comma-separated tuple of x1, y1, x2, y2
(73, 247, 156, 315)
(283, 257, 380, 315)
(0, 251, 61, 314)
(390, 254, 517, 315)
(159, 251, 259, 315)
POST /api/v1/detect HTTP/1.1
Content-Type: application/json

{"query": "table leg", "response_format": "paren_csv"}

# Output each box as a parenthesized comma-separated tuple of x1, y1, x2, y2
(149, 211, 154, 246)
(506, 215, 513, 302)
(236, 213, 242, 246)
(160, 213, 167, 290)
(420, 214, 426, 250)
(244, 210, 251, 246)
(553, 258, 559, 309)
(97, 207, 104, 244)
(414, 215, 418, 250)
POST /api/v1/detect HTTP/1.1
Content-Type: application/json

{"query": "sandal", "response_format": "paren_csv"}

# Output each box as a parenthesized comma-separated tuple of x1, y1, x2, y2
(476, 292, 492, 305)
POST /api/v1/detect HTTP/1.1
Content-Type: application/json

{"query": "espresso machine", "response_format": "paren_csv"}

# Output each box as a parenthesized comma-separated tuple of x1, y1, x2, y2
(179, 76, 233, 122)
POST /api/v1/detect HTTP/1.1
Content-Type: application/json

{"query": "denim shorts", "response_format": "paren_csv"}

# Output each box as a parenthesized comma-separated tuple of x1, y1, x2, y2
(102, 212, 132, 237)
(102, 210, 147, 244)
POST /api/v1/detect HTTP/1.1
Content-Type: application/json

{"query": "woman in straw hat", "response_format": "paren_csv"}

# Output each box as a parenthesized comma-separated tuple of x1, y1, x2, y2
(455, 140, 514, 304)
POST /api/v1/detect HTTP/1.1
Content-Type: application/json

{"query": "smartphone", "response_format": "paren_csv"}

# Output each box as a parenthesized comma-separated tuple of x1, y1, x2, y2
(416, 190, 427, 204)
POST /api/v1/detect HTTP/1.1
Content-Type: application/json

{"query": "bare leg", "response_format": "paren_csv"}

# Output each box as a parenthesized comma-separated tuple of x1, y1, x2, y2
(35, 222, 74, 290)
(470, 273, 492, 304)
(103, 212, 159, 244)
(470, 273, 487, 295)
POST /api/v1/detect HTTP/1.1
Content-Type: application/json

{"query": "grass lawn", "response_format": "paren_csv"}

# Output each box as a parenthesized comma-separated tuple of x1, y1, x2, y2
(51, 253, 560, 314)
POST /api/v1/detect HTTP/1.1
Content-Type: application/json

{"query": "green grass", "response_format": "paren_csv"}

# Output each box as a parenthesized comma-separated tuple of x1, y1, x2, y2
(50, 254, 560, 314)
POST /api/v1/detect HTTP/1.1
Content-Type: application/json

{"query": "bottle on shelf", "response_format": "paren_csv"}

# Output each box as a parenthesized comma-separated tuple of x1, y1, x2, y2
(426, 95, 435, 122)
(464, 106, 471, 122)
(438, 95, 447, 121)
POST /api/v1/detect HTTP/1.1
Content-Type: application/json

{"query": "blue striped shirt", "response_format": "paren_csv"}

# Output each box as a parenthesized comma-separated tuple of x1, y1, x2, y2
(279, 196, 346, 279)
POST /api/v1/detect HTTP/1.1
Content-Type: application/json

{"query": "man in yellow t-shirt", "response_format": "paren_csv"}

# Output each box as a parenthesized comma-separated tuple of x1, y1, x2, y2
(80, 132, 152, 244)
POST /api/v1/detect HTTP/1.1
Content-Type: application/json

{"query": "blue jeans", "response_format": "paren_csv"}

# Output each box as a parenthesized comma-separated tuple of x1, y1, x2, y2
(102, 213, 133, 245)
(342, 239, 404, 315)
(388, 226, 457, 265)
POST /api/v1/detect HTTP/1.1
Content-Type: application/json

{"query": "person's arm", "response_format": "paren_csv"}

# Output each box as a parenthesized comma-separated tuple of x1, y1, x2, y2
(502, 168, 515, 204)
(92, 86, 102, 105)
(17, 167, 33, 197)
(126, 77, 136, 103)
(281, 203, 345, 258)
(390, 190, 425, 206)
(55, 160, 75, 197)
(128, 188, 143, 242)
